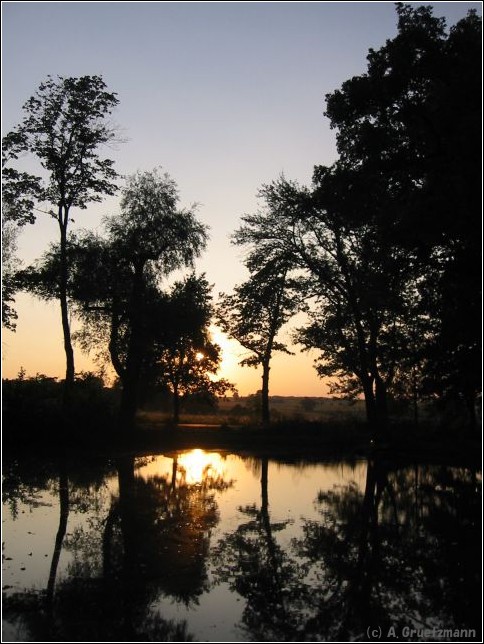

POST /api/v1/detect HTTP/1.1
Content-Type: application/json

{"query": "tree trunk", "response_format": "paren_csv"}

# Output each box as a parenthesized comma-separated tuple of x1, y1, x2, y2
(46, 464, 69, 607)
(120, 379, 139, 430)
(374, 374, 388, 439)
(261, 361, 270, 426)
(120, 263, 145, 428)
(171, 457, 178, 491)
(117, 456, 136, 580)
(355, 458, 383, 599)
(260, 456, 286, 618)
(102, 502, 118, 579)
(361, 374, 377, 425)
(261, 457, 269, 514)
(173, 384, 180, 425)
(59, 212, 75, 404)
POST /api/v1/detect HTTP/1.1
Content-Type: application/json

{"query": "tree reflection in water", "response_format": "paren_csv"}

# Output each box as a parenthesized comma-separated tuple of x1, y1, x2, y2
(2, 453, 481, 642)
(2, 451, 233, 642)
(296, 460, 482, 641)
(213, 456, 308, 641)
(213, 458, 481, 642)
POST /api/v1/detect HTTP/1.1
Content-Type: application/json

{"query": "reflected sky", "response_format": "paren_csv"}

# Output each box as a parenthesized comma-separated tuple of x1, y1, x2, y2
(2, 450, 481, 642)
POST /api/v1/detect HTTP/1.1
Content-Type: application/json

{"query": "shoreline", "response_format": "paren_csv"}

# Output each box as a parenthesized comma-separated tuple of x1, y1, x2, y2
(3, 419, 481, 469)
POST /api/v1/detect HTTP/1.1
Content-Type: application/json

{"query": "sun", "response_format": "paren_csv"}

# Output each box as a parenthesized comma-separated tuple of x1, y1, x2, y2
(210, 325, 242, 379)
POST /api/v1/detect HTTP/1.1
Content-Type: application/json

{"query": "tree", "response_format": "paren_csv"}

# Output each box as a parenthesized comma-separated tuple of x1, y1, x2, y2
(227, 174, 408, 431)
(298, 165, 421, 431)
(146, 274, 235, 423)
(102, 169, 208, 425)
(240, 6, 481, 433)
(323, 5, 482, 425)
(2, 75, 120, 397)
(229, 171, 427, 433)
(20, 169, 209, 427)
(217, 200, 299, 426)
(217, 273, 294, 426)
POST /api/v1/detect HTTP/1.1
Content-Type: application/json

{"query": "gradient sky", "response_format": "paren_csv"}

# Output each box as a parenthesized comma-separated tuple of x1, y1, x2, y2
(2, 1, 481, 395)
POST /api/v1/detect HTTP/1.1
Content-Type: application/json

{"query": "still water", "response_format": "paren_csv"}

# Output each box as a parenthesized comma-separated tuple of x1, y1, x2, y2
(2, 450, 481, 642)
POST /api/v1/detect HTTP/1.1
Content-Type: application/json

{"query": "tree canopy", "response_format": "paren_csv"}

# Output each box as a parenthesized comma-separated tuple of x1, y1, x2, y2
(217, 182, 300, 425)
(4, 5, 481, 433)
(225, 5, 481, 432)
(2, 75, 120, 389)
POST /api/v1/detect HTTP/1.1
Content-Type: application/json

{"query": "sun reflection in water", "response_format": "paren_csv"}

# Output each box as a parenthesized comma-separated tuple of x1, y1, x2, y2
(177, 449, 226, 485)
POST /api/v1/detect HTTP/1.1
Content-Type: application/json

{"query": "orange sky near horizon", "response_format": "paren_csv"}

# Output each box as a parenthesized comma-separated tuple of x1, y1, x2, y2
(1, 293, 330, 397)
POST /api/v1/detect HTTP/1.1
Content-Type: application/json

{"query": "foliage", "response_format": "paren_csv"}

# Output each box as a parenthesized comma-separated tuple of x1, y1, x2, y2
(321, 5, 482, 423)
(146, 274, 235, 421)
(2, 75, 120, 385)
(2, 369, 117, 440)
(2, 220, 22, 329)
(217, 269, 295, 369)
(108, 169, 207, 272)
(217, 183, 300, 424)
(18, 168, 211, 424)
(3, 75, 119, 213)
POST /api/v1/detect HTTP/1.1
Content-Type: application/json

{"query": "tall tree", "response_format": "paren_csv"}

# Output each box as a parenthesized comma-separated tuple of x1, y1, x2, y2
(2, 75, 120, 396)
(106, 169, 208, 424)
(218, 187, 299, 426)
(217, 269, 295, 426)
(242, 6, 481, 432)
(323, 5, 482, 424)
(298, 165, 420, 431)
(238, 174, 416, 432)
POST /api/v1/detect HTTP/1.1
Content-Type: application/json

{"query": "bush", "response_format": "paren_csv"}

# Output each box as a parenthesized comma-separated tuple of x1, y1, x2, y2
(2, 370, 118, 445)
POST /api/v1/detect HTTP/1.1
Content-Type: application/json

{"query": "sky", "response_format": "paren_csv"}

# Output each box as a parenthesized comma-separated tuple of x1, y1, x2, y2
(1, 1, 481, 396)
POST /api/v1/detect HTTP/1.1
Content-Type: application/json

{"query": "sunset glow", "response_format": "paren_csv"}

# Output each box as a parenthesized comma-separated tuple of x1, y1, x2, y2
(210, 326, 244, 380)
(2, 3, 480, 641)
(2, 2, 479, 399)
(177, 449, 226, 485)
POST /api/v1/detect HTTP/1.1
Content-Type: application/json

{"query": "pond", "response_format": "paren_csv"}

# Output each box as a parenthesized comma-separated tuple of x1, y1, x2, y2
(2, 449, 481, 642)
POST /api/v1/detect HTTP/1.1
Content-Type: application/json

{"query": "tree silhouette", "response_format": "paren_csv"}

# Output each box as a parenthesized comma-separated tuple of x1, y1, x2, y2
(148, 275, 234, 423)
(230, 6, 481, 433)
(212, 457, 306, 640)
(104, 169, 208, 425)
(2, 75, 120, 399)
(218, 189, 300, 425)
(323, 5, 482, 427)
(18, 168, 208, 427)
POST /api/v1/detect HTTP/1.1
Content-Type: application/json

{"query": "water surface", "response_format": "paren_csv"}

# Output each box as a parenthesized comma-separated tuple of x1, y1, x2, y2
(2, 450, 481, 641)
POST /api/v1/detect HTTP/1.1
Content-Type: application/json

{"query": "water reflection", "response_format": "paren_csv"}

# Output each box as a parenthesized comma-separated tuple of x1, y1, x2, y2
(3, 451, 233, 641)
(2, 451, 481, 642)
(212, 459, 481, 641)
(213, 457, 303, 641)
